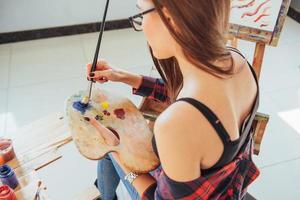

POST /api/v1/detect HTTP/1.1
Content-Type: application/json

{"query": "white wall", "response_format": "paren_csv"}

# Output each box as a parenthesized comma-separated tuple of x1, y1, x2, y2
(0, 0, 137, 33)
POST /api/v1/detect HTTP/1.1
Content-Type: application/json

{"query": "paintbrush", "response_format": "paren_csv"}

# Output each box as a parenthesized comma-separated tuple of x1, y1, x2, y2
(81, 0, 110, 106)
(33, 180, 42, 200)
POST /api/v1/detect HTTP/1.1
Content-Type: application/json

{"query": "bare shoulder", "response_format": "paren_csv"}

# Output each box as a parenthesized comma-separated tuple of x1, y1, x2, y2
(153, 101, 207, 182)
(154, 101, 205, 140)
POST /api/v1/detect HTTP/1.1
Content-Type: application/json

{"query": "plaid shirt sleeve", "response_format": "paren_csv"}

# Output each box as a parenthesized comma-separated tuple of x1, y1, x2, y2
(132, 76, 169, 103)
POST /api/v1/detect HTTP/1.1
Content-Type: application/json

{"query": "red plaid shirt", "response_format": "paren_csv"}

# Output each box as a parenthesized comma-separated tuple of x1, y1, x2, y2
(133, 76, 260, 200)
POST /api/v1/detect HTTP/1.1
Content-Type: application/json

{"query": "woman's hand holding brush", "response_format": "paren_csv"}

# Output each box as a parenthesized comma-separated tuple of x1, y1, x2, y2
(86, 59, 143, 89)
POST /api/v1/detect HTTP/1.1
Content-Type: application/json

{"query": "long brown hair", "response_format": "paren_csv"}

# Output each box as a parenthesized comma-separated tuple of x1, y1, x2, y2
(150, 0, 233, 102)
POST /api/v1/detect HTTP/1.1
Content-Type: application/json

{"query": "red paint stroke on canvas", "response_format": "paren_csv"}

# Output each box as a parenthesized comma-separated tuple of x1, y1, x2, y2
(231, 0, 256, 9)
(260, 23, 269, 28)
(254, 7, 270, 22)
(242, 0, 270, 18)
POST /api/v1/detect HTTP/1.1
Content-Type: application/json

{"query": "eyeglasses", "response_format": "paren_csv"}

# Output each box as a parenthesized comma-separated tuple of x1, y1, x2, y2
(129, 8, 156, 31)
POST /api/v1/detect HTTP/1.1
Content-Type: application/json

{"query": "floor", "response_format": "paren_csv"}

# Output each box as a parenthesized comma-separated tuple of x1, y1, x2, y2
(0, 17, 300, 199)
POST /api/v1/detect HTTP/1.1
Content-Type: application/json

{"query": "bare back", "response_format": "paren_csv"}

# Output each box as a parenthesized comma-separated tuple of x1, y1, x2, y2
(175, 51, 258, 170)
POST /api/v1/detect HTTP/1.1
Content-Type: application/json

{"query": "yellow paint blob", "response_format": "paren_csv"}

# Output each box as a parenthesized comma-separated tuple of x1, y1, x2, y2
(101, 101, 110, 109)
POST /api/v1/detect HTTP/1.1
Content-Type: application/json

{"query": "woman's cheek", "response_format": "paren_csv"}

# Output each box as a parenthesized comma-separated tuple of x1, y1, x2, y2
(142, 18, 154, 45)
(143, 18, 162, 54)
(143, 15, 175, 59)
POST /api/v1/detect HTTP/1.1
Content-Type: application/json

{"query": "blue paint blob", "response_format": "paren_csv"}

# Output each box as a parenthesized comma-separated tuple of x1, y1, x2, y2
(73, 101, 90, 114)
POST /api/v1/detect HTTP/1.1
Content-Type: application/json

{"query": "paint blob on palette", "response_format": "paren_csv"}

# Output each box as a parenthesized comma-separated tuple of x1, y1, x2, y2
(230, 0, 283, 32)
(95, 114, 104, 121)
(101, 101, 110, 110)
(73, 101, 91, 114)
(103, 110, 111, 116)
(114, 108, 126, 120)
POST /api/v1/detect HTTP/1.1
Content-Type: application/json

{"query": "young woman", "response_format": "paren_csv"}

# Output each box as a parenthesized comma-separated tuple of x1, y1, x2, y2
(85, 0, 260, 199)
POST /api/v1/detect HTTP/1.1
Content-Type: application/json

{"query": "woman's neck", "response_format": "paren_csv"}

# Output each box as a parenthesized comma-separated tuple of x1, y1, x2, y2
(175, 53, 228, 99)
(175, 54, 206, 98)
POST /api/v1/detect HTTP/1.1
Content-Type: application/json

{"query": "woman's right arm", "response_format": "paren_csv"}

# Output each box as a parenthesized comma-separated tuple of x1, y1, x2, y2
(87, 60, 169, 103)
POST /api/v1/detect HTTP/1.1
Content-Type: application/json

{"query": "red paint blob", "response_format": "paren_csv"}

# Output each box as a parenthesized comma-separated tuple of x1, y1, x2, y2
(114, 108, 126, 120)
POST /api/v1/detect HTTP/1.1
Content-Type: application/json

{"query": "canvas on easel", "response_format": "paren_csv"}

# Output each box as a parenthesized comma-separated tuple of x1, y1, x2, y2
(229, 0, 291, 47)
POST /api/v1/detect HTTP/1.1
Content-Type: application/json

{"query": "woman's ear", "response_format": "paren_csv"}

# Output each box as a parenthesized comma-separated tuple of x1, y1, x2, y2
(161, 7, 178, 31)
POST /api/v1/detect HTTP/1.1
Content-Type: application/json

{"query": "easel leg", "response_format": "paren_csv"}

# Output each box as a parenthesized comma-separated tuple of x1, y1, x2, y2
(252, 42, 266, 80)
(252, 42, 270, 156)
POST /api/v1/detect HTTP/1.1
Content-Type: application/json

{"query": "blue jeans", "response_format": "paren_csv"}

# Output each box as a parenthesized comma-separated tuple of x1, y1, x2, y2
(97, 153, 156, 200)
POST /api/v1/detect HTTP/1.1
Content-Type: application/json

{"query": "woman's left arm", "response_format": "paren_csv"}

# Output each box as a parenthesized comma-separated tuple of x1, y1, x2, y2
(110, 152, 157, 197)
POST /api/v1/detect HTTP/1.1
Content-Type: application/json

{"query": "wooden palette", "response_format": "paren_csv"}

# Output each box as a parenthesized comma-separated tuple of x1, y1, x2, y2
(65, 89, 159, 173)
